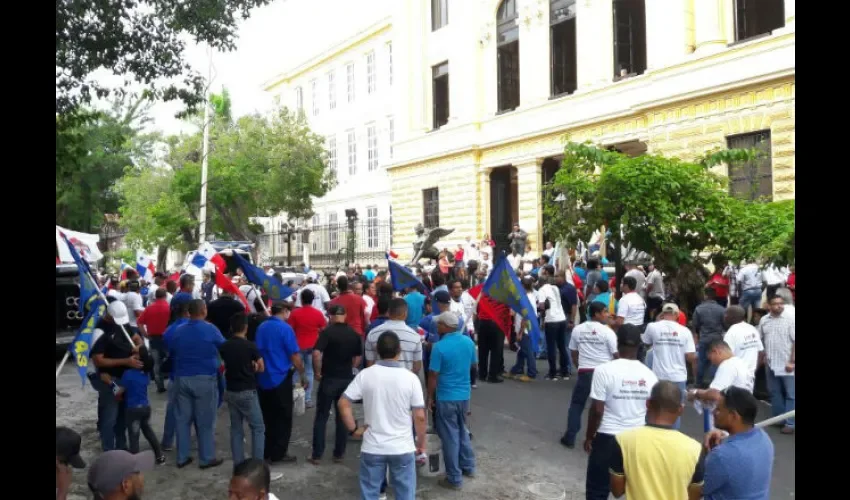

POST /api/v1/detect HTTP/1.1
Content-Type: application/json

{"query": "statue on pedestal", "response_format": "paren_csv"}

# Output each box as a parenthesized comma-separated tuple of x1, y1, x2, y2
(508, 223, 529, 256)
(409, 223, 454, 265)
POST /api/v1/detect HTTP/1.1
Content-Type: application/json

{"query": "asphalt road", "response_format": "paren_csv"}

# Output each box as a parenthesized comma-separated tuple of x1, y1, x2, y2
(55, 352, 794, 499)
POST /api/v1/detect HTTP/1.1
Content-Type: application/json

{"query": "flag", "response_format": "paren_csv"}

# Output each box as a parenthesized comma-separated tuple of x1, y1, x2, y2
(56, 225, 103, 263)
(386, 253, 427, 293)
(59, 232, 98, 315)
(135, 252, 156, 282)
(231, 252, 295, 302)
(387, 249, 399, 259)
(68, 299, 106, 387)
(190, 243, 249, 309)
(482, 253, 543, 353)
(119, 261, 132, 281)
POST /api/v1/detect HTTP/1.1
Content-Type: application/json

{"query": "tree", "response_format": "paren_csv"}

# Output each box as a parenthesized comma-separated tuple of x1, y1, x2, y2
(56, 0, 272, 116)
(545, 142, 795, 311)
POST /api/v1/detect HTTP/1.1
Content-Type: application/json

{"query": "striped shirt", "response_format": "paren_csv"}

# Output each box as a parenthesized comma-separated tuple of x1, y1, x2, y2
(364, 320, 423, 371)
(758, 313, 795, 376)
(724, 265, 739, 298)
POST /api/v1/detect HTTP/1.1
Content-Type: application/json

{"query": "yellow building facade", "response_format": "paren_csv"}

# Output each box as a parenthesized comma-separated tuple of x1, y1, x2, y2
(387, 0, 795, 260)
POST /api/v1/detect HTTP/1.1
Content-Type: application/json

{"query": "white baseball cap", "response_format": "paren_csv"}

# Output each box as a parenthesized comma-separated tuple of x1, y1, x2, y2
(106, 301, 130, 326)
(307, 271, 318, 281)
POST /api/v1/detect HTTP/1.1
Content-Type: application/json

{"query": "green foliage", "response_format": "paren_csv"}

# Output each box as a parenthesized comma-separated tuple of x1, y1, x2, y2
(56, 0, 272, 115)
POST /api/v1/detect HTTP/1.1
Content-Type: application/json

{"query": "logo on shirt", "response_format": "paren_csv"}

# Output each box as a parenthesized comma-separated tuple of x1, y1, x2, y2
(621, 378, 647, 387)
(591, 329, 598, 335)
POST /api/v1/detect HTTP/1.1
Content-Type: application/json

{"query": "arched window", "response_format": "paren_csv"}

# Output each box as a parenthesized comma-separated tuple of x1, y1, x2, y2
(613, 0, 647, 79)
(550, 0, 577, 96)
(497, 0, 520, 112)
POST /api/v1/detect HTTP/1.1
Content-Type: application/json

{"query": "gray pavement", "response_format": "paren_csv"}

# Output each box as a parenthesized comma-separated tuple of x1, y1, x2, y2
(56, 352, 794, 499)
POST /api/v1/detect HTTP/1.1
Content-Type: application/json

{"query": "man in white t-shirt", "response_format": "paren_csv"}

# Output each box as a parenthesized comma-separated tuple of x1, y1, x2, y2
(640, 303, 696, 429)
(506, 248, 522, 271)
(584, 324, 658, 500)
(338, 331, 427, 500)
(624, 262, 646, 300)
(295, 272, 332, 314)
(614, 276, 646, 329)
(722, 305, 764, 378)
(560, 302, 618, 448)
(538, 274, 570, 380)
(122, 281, 145, 331)
(688, 339, 755, 430)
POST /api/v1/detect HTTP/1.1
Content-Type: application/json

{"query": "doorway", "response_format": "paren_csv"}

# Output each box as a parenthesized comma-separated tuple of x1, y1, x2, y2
(489, 166, 518, 259)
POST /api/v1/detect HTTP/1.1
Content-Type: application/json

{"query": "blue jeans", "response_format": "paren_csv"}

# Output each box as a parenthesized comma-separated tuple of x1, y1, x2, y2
(563, 370, 593, 446)
(224, 389, 265, 464)
(162, 379, 177, 448)
(765, 367, 795, 428)
(148, 337, 167, 391)
(697, 340, 717, 387)
(93, 378, 127, 451)
(359, 452, 416, 500)
(293, 349, 314, 403)
(672, 380, 687, 430)
(435, 400, 476, 486)
(175, 374, 219, 465)
(510, 334, 538, 378)
(739, 289, 762, 314)
(545, 321, 571, 377)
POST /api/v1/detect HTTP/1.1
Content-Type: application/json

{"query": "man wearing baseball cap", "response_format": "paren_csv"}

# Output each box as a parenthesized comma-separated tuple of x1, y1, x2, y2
(56, 427, 86, 500)
(91, 300, 144, 452)
(296, 271, 331, 314)
(583, 324, 658, 500)
(87, 449, 154, 500)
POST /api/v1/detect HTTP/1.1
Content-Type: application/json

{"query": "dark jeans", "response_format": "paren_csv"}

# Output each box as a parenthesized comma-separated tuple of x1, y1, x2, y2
(477, 320, 505, 380)
(766, 284, 780, 301)
(259, 371, 294, 461)
(312, 377, 352, 460)
(148, 337, 167, 392)
(586, 432, 617, 500)
(435, 400, 475, 486)
(646, 296, 664, 322)
(126, 406, 163, 458)
(714, 297, 729, 308)
(544, 321, 571, 377)
(225, 389, 265, 464)
(92, 376, 127, 452)
(697, 340, 718, 387)
(563, 370, 593, 445)
(510, 333, 538, 378)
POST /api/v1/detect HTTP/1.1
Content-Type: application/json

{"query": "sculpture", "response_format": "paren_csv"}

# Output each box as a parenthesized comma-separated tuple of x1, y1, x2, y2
(508, 224, 528, 256)
(409, 223, 455, 265)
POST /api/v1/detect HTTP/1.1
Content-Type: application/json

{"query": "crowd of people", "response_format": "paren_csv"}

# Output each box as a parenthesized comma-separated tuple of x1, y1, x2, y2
(57, 237, 794, 500)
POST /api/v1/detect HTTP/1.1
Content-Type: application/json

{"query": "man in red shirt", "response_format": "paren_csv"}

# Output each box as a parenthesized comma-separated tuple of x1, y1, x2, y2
(137, 288, 171, 393)
(288, 289, 328, 408)
(329, 276, 367, 337)
(786, 265, 795, 304)
(469, 283, 512, 383)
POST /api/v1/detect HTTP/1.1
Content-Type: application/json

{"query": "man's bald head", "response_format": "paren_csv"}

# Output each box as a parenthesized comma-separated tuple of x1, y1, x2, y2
(725, 305, 746, 326)
(648, 381, 683, 413)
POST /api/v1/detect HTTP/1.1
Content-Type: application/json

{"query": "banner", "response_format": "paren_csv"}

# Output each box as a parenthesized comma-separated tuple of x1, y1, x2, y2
(386, 253, 427, 293)
(231, 252, 295, 302)
(68, 300, 106, 387)
(482, 254, 543, 353)
(56, 225, 102, 263)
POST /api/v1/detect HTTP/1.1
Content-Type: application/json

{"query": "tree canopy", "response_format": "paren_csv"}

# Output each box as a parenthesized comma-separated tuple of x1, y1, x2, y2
(56, 0, 272, 116)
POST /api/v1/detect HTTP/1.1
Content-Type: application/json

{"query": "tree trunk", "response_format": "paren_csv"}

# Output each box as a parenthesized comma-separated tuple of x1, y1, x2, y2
(156, 245, 169, 272)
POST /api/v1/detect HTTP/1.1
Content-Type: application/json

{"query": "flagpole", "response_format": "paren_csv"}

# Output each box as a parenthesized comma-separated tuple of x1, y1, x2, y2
(198, 46, 212, 244)
(56, 351, 71, 379)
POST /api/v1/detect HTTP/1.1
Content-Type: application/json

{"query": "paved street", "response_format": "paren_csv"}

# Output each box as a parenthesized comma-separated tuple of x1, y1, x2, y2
(56, 351, 795, 499)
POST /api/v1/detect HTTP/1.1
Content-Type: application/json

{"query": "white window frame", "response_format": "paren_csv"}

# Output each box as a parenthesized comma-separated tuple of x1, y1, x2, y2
(327, 135, 337, 174)
(327, 70, 336, 110)
(367, 206, 379, 249)
(346, 63, 355, 103)
(388, 116, 394, 159)
(347, 129, 357, 176)
(328, 213, 339, 251)
(367, 123, 378, 171)
(366, 50, 376, 94)
(387, 42, 393, 86)
(295, 86, 303, 112)
(311, 214, 320, 252)
(311, 78, 319, 116)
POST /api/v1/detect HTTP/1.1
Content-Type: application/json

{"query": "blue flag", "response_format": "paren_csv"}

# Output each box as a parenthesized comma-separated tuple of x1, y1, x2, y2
(231, 252, 295, 302)
(68, 299, 106, 387)
(386, 254, 427, 293)
(482, 254, 542, 353)
(59, 232, 98, 315)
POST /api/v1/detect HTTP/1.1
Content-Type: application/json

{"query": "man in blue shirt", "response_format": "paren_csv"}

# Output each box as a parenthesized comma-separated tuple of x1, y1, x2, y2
(160, 303, 190, 451)
(427, 312, 477, 491)
(255, 302, 307, 465)
(170, 274, 195, 324)
(404, 286, 426, 329)
(169, 299, 226, 469)
(703, 386, 774, 500)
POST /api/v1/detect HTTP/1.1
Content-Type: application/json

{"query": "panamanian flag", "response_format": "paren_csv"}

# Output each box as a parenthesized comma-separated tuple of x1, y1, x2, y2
(190, 242, 250, 310)
(136, 253, 156, 282)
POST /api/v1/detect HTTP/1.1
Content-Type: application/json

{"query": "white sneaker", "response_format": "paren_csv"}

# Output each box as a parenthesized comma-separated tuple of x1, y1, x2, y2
(379, 494, 387, 500)
(270, 471, 284, 482)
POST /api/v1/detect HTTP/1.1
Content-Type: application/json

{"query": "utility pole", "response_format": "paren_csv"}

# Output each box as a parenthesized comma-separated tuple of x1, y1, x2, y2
(198, 46, 213, 244)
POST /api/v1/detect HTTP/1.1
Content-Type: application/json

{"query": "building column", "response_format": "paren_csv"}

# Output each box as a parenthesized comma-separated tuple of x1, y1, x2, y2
(479, 167, 492, 240)
(694, 0, 728, 56)
(515, 158, 544, 253)
(576, 0, 614, 88)
(518, 0, 550, 106)
(645, 0, 693, 69)
(478, 16, 499, 117)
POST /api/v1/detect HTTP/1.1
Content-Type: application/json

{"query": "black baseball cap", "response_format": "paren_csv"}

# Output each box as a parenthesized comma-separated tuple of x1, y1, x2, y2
(434, 290, 451, 304)
(617, 324, 643, 347)
(56, 426, 86, 469)
(88, 450, 154, 496)
(328, 304, 346, 316)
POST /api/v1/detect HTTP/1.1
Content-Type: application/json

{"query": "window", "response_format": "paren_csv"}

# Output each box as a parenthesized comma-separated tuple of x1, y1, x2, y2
(295, 86, 303, 112)
(387, 42, 393, 86)
(497, 0, 520, 112)
(735, 0, 785, 42)
(311, 78, 320, 116)
(550, 0, 577, 96)
(726, 131, 773, 201)
(327, 70, 336, 110)
(432, 62, 450, 129)
(366, 51, 376, 94)
(423, 188, 439, 228)
(328, 213, 339, 251)
(388, 117, 395, 159)
(367, 123, 379, 171)
(311, 215, 320, 252)
(346, 63, 355, 103)
(612, 0, 647, 78)
(327, 135, 337, 174)
(432, 0, 448, 31)
(367, 206, 378, 249)
(347, 129, 357, 175)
